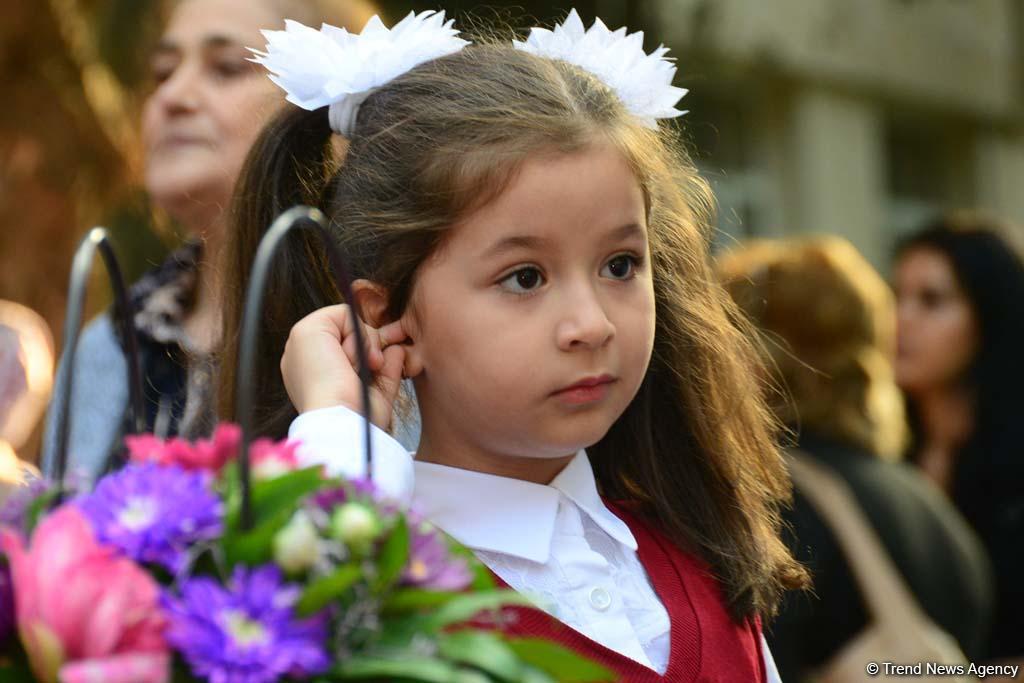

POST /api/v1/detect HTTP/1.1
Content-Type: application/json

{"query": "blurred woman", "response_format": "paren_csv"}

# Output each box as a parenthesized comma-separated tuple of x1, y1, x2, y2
(41, 0, 378, 480)
(0, 301, 53, 498)
(894, 212, 1024, 660)
(720, 236, 993, 680)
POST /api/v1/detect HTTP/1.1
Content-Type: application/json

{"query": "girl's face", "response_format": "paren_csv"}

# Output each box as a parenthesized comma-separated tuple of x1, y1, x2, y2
(894, 247, 980, 395)
(403, 142, 656, 474)
(141, 0, 282, 227)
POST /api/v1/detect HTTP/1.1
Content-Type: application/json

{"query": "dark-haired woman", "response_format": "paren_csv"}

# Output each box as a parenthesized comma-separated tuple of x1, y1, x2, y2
(894, 212, 1024, 661)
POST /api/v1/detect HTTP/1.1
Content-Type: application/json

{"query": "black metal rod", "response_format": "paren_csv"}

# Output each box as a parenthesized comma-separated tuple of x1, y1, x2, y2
(53, 228, 144, 501)
(236, 206, 374, 530)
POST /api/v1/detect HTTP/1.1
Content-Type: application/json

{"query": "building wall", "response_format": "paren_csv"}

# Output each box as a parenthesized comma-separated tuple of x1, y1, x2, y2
(654, 0, 1024, 268)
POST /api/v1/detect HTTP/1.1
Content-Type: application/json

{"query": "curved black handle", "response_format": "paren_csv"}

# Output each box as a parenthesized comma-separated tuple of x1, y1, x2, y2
(53, 228, 144, 502)
(236, 205, 374, 530)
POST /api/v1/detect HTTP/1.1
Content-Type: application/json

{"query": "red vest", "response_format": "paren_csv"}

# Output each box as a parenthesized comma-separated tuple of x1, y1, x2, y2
(485, 501, 767, 682)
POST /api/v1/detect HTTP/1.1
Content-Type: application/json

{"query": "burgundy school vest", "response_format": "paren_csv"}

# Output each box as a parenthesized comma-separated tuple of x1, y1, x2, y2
(479, 500, 767, 683)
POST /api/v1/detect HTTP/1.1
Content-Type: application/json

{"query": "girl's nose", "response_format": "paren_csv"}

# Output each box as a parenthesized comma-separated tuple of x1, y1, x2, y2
(556, 283, 615, 351)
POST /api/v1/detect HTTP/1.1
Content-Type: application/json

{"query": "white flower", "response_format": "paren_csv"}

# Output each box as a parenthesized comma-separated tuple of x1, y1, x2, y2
(273, 510, 322, 574)
(330, 502, 382, 553)
(250, 11, 469, 136)
(513, 9, 688, 128)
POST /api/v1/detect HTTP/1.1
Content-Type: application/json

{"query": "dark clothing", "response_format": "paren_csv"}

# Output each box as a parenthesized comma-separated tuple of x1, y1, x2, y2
(768, 433, 994, 682)
(945, 426, 1024, 659)
(42, 241, 216, 481)
(117, 240, 216, 441)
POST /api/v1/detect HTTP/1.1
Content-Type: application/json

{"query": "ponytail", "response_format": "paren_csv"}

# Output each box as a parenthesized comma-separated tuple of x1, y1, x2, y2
(218, 106, 340, 438)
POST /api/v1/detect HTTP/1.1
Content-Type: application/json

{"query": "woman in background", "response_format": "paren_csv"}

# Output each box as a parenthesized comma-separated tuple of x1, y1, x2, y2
(41, 0, 378, 480)
(720, 236, 993, 680)
(894, 212, 1024, 661)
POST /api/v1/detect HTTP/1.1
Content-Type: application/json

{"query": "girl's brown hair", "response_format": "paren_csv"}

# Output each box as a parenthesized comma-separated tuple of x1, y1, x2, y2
(219, 39, 808, 620)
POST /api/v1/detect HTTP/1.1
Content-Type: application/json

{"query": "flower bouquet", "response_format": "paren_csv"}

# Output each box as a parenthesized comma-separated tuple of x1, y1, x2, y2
(0, 425, 613, 683)
(7, 214, 615, 682)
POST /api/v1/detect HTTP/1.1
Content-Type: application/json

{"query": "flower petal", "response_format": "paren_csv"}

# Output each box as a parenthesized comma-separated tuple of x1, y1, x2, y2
(59, 652, 170, 683)
(514, 8, 686, 127)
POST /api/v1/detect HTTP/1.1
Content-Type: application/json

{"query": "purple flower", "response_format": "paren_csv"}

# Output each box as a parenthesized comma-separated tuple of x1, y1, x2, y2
(0, 477, 48, 530)
(310, 478, 380, 510)
(402, 524, 472, 591)
(163, 564, 330, 683)
(0, 561, 13, 642)
(77, 463, 222, 572)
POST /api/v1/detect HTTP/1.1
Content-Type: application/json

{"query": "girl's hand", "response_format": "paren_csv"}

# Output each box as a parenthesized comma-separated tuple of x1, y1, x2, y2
(281, 304, 409, 431)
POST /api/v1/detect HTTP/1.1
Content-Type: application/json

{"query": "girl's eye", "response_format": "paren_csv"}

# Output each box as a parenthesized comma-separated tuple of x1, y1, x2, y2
(602, 254, 641, 280)
(499, 267, 544, 295)
(499, 255, 642, 296)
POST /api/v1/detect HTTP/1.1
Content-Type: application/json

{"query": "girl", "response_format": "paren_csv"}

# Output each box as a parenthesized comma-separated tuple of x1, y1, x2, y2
(220, 11, 806, 680)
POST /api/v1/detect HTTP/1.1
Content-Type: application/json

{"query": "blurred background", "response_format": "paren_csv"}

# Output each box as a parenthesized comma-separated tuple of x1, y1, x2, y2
(5, 0, 1022, 341)
(3, 0, 1023, 674)
(7, 0, 1024, 460)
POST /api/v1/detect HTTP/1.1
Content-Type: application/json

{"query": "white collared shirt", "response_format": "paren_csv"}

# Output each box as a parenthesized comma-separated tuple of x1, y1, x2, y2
(290, 405, 783, 680)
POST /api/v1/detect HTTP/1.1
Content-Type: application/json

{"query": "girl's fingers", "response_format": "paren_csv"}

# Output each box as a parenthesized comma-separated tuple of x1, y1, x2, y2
(376, 344, 406, 404)
(378, 319, 409, 348)
(306, 304, 357, 343)
(341, 321, 384, 370)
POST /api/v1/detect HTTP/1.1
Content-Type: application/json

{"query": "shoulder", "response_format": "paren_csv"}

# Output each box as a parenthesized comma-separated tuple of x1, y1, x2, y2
(804, 445, 970, 539)
(796, 447, 992, 596)
(58, 314, 127, 375)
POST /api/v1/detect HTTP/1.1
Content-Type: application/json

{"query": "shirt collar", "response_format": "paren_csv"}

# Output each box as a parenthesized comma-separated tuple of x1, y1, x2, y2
(412, 450, 638, 564)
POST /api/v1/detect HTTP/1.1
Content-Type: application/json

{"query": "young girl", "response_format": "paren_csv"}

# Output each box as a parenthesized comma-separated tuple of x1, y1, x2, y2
(220, 10, 806, 680)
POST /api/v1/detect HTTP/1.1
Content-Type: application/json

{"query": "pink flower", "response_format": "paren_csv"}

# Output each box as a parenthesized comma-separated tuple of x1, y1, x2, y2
(250, 438, 303, 481)
(0, 506, 169, 683)
(126, 423, 241, 473)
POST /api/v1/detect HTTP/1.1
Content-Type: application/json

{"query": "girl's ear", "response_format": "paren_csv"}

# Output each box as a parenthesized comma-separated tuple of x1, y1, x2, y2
(352, 279, 390, 327)
(353, 278, 425, 379)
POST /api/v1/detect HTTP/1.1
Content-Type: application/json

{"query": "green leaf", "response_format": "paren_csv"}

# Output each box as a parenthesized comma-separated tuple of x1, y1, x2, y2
(372, 514, 409, 593)
(505, 638, 617, 682)
(423, 590, 533, 631)
(221, 506, 292, 567)
(373, 613, 435, 650)
(447, 540, 496, 590)
(0, 657, 34, 683)
(24, 490, 60, 533)
(219, 461, 241, 501)
(470, 561, 497, 590)
(225, 466, 326, 530)
(436, 631, 524, 682)
(381, 588, 458, 615)
(517, 668, 558, 683)
(296, 563, 362, 616)
(331, 655, 459, 682)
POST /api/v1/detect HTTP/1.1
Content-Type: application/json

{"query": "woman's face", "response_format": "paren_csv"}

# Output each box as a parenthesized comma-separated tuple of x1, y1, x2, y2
(141, 0, 283, 228)
(894, 247, 980, 395)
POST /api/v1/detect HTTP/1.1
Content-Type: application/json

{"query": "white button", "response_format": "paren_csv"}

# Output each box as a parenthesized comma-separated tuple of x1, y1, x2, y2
(589, 587, 612, 611)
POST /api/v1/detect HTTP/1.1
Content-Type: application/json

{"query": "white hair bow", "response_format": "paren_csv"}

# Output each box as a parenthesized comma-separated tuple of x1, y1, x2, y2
(250, 11, 469, 137)
(514, 9, 688, 128)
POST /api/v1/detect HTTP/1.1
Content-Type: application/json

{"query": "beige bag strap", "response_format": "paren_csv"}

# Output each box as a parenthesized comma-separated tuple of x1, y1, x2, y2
(786, 450, 931, 628)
